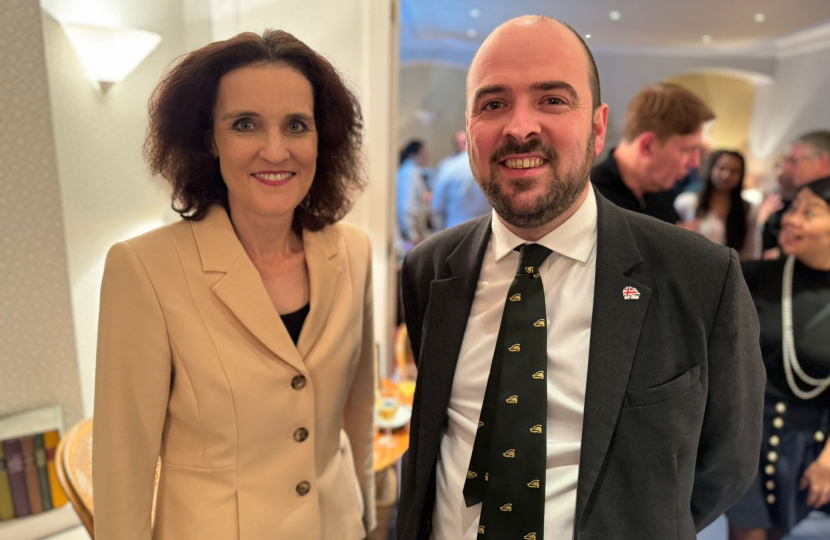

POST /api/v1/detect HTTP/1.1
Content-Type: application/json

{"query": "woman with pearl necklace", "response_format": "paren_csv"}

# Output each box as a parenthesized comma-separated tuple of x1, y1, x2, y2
(728, 175, 830, 540)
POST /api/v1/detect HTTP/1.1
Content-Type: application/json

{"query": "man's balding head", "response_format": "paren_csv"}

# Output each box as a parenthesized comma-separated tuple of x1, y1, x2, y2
(464, 14, 608, 236)
(467, 15, 601, 112)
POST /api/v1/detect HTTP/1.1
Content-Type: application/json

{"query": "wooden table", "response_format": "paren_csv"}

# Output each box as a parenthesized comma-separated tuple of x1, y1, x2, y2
(373, 379, 414, 472)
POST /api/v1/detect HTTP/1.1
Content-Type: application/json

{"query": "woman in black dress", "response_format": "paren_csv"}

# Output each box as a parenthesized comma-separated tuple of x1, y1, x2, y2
(728, 176, 830, 540)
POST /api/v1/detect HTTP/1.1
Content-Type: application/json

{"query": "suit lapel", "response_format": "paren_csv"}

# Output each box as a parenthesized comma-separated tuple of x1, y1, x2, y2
(193, 207, 307, 375)
(296, 227, 341, 359)
(575, 191, 652, 529)
(417, 217, 492, 446)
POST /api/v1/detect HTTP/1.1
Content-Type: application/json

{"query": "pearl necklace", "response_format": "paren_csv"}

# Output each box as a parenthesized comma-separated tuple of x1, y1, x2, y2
(782, 255, 830, 399)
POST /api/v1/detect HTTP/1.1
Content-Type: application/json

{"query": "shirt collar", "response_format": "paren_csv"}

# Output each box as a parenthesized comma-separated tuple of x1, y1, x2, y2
(490, 184, 598, 264)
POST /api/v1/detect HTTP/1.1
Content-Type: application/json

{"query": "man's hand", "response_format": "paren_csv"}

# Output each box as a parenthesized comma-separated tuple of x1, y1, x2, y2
(763, 247, 782, 260)
(677, 218, 700, 232)
(758, 193, 784, 225)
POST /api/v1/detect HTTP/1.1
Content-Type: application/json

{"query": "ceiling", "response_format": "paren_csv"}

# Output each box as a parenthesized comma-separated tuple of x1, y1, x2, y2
(400, 0, 830, 63)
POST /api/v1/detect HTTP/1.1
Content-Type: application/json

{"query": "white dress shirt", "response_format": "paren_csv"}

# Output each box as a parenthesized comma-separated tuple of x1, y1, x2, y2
(431, 186, 598, 540)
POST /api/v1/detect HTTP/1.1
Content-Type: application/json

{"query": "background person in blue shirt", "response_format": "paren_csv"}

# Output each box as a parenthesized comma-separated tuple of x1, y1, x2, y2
(430, 131, 492, 231)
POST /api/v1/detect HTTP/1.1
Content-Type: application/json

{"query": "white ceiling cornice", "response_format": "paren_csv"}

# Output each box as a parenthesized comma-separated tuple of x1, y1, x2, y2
(773, 21, 830, 58)
(401, 20, 830, 65)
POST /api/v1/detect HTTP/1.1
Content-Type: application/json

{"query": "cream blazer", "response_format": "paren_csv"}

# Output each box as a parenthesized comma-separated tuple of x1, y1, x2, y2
(92, 206, 376, 540)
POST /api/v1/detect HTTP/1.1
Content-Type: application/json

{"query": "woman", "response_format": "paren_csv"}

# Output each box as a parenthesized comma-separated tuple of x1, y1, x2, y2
(727, 176, 830, 540)
(396, 140, 430, 245)
(675, 150, 761, 260)
(92, 30, 376, 540)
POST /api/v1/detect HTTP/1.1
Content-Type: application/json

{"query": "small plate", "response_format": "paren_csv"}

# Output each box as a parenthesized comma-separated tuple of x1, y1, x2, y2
(377, 404, 412, 430)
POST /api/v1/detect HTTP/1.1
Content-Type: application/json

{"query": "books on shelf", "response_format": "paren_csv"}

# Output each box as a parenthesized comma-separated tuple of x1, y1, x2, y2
(35, 435, 53, 512)
(0, 407, 67, 521)
(0, 443, 13, 520)
(43, 431, 66, 509)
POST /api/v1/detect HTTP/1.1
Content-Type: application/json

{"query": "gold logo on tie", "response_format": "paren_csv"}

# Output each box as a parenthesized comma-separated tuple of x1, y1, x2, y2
(506, 395, 518, 404)
(478, 420, 484, 428)
(500, 503, 513, 512)
(509, 344, 521, 352)
(478, 526, 485, 534)
(532, 371, 545, 379)
(524, 533, 537, 540)
(525, 266, 534, 274)
(503, 449, 516, 458)
(527, 479, 540, 489)
(509, 293, 522, 302)
(530, 424, 543, 434)
(466, 470, 477, 479)
(533, 272, 540, 278)
(485, 472, 489, 481)
(533, 319, 545, 327)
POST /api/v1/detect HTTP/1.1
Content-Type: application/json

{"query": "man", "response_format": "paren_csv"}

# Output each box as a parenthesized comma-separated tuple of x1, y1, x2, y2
(431, 131, 492, 230)
(760, 155, 796, 256)
(592, 83, 714, 223)
(398, 15, 764, 540)
(762, 131, 830, 257)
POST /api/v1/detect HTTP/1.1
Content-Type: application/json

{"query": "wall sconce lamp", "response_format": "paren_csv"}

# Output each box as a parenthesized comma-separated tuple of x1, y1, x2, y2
(61, 24, 162, 93)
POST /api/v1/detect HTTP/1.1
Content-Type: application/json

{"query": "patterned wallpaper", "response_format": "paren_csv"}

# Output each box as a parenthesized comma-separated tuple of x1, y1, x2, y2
(0, 0, 85, 429)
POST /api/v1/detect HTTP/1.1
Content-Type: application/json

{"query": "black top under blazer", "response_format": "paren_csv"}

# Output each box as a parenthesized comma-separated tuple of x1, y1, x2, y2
(398, 187, 766, 540)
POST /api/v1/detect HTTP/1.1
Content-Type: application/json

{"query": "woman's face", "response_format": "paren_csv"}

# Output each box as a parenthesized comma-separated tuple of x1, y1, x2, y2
(710, 154, 743, 192)
(212, 63, 317, 222)
(780, 188, 830, 261)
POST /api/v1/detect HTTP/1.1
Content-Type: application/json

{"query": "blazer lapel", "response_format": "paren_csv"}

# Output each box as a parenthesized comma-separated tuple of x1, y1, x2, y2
(193, 207, 307, 375)
(296, 227, 341, 359)
(575, 191, 652, 529)
(417, 217, 492, 445)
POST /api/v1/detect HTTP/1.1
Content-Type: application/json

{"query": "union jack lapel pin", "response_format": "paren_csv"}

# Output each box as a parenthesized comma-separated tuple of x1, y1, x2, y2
(622, 286, 641, 300)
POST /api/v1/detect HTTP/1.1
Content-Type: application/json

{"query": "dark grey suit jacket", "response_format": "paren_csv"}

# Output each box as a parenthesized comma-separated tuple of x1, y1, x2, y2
(397, 188, 765, 540)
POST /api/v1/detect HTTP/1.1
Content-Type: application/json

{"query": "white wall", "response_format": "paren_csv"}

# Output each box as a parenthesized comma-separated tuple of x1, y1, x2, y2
(0, 0, 84, 429)
(40, 2, 194, 417)
(399, 62, 467, 167)
(750, 46, 830, 165)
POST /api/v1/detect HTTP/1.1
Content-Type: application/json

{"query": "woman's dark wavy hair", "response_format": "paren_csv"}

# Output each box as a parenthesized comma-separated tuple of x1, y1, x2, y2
(697, 150, 748, 252)
(144, 29, 364, 231)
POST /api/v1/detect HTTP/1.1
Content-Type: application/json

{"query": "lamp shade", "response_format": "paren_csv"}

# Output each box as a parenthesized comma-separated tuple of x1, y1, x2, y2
(62, 24, 162, 86)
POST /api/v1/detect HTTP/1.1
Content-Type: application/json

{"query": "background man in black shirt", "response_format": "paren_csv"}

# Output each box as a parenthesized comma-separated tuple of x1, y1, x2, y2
(592, 83, 714, 223)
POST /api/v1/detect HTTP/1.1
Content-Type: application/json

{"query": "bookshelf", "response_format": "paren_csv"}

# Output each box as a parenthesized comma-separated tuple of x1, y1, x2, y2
(0, 406, 82, 540)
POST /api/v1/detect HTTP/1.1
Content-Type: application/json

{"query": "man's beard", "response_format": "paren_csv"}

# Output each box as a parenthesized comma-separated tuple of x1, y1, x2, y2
(474, 135, 595, 229)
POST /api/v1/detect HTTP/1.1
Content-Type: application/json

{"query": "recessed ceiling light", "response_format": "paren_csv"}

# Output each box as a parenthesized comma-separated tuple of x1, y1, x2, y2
(754, 13, 767, 23)
(467, 28, 478, 38)
(469, 8, 481, 18)
(609, 11, 621, 21)
(701, 34, 713, 44)
(585, 34, 591, 39)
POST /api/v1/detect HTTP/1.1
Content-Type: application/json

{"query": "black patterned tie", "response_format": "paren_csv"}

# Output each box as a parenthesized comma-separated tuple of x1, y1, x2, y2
(463, 243, 551, 540)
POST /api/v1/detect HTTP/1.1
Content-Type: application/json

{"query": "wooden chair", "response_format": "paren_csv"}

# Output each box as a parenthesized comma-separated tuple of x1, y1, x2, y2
(55, 418, 94, 538)
(55, 419, 162, 539)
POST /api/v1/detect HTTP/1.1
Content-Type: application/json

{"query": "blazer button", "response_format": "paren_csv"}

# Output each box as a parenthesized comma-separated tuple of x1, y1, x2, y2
(291, 375, 306, 390)
(296, 481, 311, 496)
(294, 428, 309, 442)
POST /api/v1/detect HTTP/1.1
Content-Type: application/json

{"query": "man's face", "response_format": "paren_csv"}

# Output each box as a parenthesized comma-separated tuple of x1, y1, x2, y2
(642, 129, 703, 193)
(466, 22, 607, 230)
(787, 143, 830, 188)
